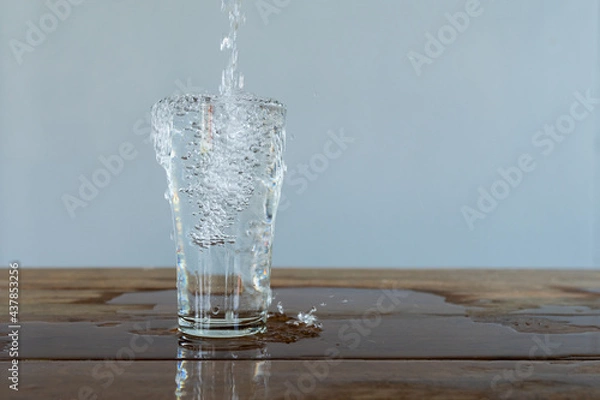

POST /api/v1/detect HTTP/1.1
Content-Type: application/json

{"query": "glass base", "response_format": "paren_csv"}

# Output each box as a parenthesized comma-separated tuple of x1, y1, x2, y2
(178, 314, 267, 339)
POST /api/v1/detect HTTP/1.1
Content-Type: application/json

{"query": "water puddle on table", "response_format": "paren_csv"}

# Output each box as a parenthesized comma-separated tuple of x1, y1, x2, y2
(2, 287, 599, 361)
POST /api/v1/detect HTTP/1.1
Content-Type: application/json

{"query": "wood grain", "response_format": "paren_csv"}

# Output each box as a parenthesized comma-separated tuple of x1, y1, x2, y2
(1, 268, 599, 399)
(2, 360, 600, 400)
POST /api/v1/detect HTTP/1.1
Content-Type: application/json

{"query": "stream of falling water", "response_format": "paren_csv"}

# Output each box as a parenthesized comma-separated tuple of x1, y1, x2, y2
(219, 0, 245, 96)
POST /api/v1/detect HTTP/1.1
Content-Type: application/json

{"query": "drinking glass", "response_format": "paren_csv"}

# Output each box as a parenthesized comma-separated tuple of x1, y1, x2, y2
(152, 93, 286, 338)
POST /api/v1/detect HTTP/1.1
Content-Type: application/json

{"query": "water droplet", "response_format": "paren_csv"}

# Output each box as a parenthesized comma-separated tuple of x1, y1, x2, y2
(276, 301, 284, 315)
(211, 306, 220, 315)
(293, 306, 321, 328)
(220, 36, 232, 50)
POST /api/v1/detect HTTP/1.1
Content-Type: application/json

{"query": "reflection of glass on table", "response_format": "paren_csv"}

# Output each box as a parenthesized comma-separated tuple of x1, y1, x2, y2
(175, 340, 270, 399)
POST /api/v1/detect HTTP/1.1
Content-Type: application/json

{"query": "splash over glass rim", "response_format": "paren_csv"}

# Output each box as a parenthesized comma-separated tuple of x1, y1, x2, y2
(152, 91, 286, 112)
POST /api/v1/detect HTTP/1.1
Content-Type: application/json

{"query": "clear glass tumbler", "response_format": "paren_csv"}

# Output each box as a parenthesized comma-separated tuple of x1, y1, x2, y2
(152, 93, 286, 338)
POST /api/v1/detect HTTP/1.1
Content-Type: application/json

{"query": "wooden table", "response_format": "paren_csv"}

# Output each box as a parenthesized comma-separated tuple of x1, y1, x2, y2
(1, 268, 600, 399)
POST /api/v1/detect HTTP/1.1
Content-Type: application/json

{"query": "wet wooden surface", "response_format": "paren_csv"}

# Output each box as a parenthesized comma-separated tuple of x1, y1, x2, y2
(1, 268, 600, 399)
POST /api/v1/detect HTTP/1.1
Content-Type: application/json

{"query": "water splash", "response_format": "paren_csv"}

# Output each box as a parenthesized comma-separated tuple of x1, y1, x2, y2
(287, 306, 322, 329)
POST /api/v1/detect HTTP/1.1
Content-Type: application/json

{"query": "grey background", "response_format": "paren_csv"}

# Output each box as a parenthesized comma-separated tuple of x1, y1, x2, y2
(1, 0, 599, 268)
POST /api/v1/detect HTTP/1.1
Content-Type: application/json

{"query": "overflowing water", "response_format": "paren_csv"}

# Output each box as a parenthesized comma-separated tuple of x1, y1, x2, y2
(153, 93, 285, 246)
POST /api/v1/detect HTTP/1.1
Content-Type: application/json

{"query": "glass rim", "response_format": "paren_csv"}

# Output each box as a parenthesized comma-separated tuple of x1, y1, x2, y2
(154, 92, 286, 111)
